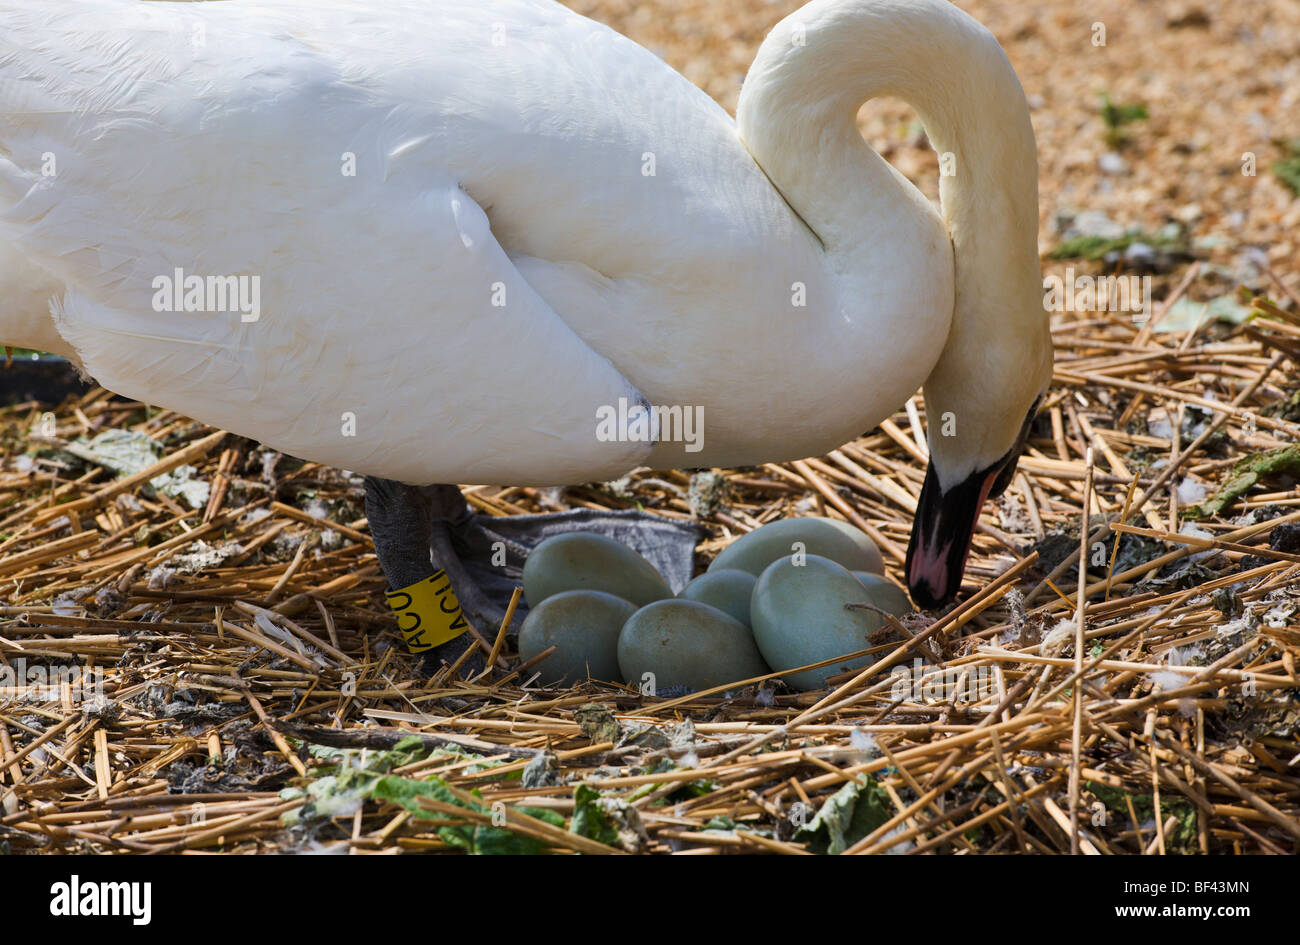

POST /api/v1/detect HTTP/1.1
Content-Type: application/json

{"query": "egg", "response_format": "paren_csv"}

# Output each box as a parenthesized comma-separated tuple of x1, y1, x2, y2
(517, 590, 638, 686)
(750, 554, 884, 690)
(708, 516, 884, 578)
(522, 532, 673, 608)
(618, 599, 770, 693)
(677, 569, 757, 626)
(850, 571, 913, 617)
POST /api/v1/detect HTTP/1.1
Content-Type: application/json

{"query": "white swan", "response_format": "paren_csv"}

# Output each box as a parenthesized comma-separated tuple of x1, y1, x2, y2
(0, 0, 1051, 657)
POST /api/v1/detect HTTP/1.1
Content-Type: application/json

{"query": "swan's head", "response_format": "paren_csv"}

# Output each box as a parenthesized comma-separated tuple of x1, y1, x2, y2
(906, 277, 1053, 609)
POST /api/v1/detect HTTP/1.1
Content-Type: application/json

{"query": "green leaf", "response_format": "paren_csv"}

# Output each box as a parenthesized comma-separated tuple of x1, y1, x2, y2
(282, 774, 371, 825)
(1047, 228, 1180, 261)
(1099, 92, 1149, 147)
(571, 783, 621, 847)
(474, 807, 565, 855)
(1100, 94, 1149, 129)
(371, 775, 559, 855)
(570, 783, 648, 852)
(794, 775, 894, 855)
(1273, 139, 1300, 197)
(1184, 445, 1300, 518)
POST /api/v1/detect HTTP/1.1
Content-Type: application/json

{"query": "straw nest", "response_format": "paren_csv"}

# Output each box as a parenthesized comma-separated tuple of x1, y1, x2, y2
(1, 267, 1298, 854)
(2, 0, 1298, 856)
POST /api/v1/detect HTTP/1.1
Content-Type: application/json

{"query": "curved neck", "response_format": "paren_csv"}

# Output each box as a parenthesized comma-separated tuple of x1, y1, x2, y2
(737, 0, 1047, 482)
(738, 0, 1037, 260)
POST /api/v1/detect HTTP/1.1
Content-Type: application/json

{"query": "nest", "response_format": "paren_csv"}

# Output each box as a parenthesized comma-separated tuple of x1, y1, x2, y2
(1, 267, 1298, 854)
(2, 0, 1299, 857)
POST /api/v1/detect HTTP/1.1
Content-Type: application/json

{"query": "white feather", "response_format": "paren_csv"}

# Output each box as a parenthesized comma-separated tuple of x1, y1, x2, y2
(0, 0, 1047, 488)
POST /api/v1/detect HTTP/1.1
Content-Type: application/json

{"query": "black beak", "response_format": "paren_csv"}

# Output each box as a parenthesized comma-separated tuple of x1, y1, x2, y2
(905, 399, 1040, 609)
(905, 461, 1000, 609)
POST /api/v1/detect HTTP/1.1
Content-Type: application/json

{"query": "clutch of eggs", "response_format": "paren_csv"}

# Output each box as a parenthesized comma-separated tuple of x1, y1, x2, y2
(517, 517, 911, 692)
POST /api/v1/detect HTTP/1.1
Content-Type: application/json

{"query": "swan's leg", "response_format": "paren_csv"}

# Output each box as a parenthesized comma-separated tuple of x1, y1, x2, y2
(364, 477, 502, 675)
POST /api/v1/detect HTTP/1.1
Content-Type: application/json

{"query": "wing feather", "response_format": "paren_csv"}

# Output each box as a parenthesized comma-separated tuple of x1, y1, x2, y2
(0, 0, 654, 484)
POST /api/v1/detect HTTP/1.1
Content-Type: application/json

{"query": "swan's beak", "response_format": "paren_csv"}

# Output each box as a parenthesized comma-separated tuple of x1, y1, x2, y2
(905, 461, 1001, 609)
(905, 400, 1039, 608)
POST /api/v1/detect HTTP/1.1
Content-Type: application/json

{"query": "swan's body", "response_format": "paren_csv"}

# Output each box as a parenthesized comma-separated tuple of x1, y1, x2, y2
(0, 0, 1052, 610)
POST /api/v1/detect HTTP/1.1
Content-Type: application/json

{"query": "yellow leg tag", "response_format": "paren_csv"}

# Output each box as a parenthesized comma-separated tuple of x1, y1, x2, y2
(384, 570, 470, 653)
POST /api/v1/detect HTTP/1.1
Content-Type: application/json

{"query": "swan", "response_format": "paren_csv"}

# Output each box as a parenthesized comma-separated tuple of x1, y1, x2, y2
(0, 0, 1052, 667)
